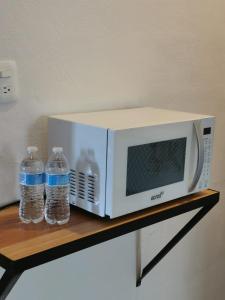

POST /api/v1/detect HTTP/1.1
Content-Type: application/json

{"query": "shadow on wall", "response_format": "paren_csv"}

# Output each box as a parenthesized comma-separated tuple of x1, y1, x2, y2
(0, 102, 18, 206)
(0, 114, 48, 207)
(27, 115, 48, 162)
(0, 101, 16, 112)
(0, 145, 18, 206)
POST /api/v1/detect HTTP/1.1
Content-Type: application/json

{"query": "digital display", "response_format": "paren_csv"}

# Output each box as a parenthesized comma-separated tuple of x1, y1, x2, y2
(126, 138, 187, 196)
(203, 127, 211, 135)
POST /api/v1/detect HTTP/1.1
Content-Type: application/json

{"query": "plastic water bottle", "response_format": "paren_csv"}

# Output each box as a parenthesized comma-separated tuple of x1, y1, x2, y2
(19, 146, 45, 223)
(45, 147, 70, 225)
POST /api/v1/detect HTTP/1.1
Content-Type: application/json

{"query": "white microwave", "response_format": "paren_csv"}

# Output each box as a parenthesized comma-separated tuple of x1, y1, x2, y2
(48, 107, 215, 218)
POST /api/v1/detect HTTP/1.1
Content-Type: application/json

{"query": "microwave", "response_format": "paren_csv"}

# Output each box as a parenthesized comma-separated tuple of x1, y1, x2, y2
(48, 107, 215, 218)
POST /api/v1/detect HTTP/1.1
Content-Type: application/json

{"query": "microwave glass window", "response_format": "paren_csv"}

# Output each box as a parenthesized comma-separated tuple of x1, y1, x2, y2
(126, 138, 187, 196)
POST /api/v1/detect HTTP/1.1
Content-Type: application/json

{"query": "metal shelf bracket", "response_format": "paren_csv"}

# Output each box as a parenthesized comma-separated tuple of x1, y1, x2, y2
(0, 266, 23, 300)
(136, 201, 217, 287)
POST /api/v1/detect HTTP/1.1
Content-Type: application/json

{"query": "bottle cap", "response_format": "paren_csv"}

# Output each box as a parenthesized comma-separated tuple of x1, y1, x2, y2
(52, 147, 63, 153)
(27, 146, 38, 153)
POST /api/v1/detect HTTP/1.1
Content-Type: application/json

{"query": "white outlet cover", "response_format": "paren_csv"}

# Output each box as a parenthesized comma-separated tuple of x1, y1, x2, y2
(0, 61, 17, 103)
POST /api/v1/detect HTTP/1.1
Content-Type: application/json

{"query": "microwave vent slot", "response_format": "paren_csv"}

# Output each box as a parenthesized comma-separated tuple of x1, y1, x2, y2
(70, 169, 97, 203)
(70, 169, 76, 197)
(78, 172, 86, 200)
(87, 175, 96, 203)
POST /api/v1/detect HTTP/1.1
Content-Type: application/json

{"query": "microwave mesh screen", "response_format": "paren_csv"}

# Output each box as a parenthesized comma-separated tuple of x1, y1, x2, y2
(126, 137, 187, 196)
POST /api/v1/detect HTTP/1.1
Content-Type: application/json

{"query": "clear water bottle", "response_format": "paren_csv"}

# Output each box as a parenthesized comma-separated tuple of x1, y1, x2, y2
(45, 147, 70, 225)
(19, 146, 45, 223)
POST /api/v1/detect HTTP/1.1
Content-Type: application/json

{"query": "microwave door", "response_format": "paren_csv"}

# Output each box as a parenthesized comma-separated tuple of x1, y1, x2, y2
(106, 123, 192, 218)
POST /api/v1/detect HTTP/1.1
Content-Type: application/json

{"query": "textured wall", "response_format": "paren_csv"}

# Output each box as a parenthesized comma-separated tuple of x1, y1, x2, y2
(0, 1, 225, 299)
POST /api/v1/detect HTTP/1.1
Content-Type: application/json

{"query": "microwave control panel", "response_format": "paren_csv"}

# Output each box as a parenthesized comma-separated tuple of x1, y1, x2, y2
(198, 127, 213, 189)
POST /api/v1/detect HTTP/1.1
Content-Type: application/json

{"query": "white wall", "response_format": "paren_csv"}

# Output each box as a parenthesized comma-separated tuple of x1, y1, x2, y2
(0, 0, 225, 299)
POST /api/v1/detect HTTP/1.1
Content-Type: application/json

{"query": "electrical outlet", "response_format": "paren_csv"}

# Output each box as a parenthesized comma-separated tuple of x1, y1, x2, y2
(0, 61, 17, 103)
(0, 85, 13, 96)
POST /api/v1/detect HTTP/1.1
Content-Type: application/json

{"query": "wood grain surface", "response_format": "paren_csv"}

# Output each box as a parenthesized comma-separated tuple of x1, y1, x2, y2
(0, 190, 218, 262)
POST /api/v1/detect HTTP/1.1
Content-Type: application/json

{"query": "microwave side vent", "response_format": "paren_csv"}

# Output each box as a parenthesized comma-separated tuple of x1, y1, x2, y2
(87, 174, 96, 203)
(70, 169, 98, 203)
(78, 173, 97, 203)
(78, 172, 86, 200)
(70, 169, 77, 197)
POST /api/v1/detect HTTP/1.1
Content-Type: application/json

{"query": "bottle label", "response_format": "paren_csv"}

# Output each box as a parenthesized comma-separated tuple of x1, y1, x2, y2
(20, 172, 45, 186)
(46, 173, 70, 186)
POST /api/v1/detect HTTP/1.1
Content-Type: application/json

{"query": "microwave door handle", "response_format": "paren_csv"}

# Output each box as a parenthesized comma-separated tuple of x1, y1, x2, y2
(188, 120, 204, 192)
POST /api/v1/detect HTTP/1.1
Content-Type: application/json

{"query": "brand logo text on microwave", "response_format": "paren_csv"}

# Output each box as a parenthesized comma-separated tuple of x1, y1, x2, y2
(151, 191, 164, 201)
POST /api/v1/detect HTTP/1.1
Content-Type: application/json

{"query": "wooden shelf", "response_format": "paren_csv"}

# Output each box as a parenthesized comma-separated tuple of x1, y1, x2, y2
(0, 189, 220, 299)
